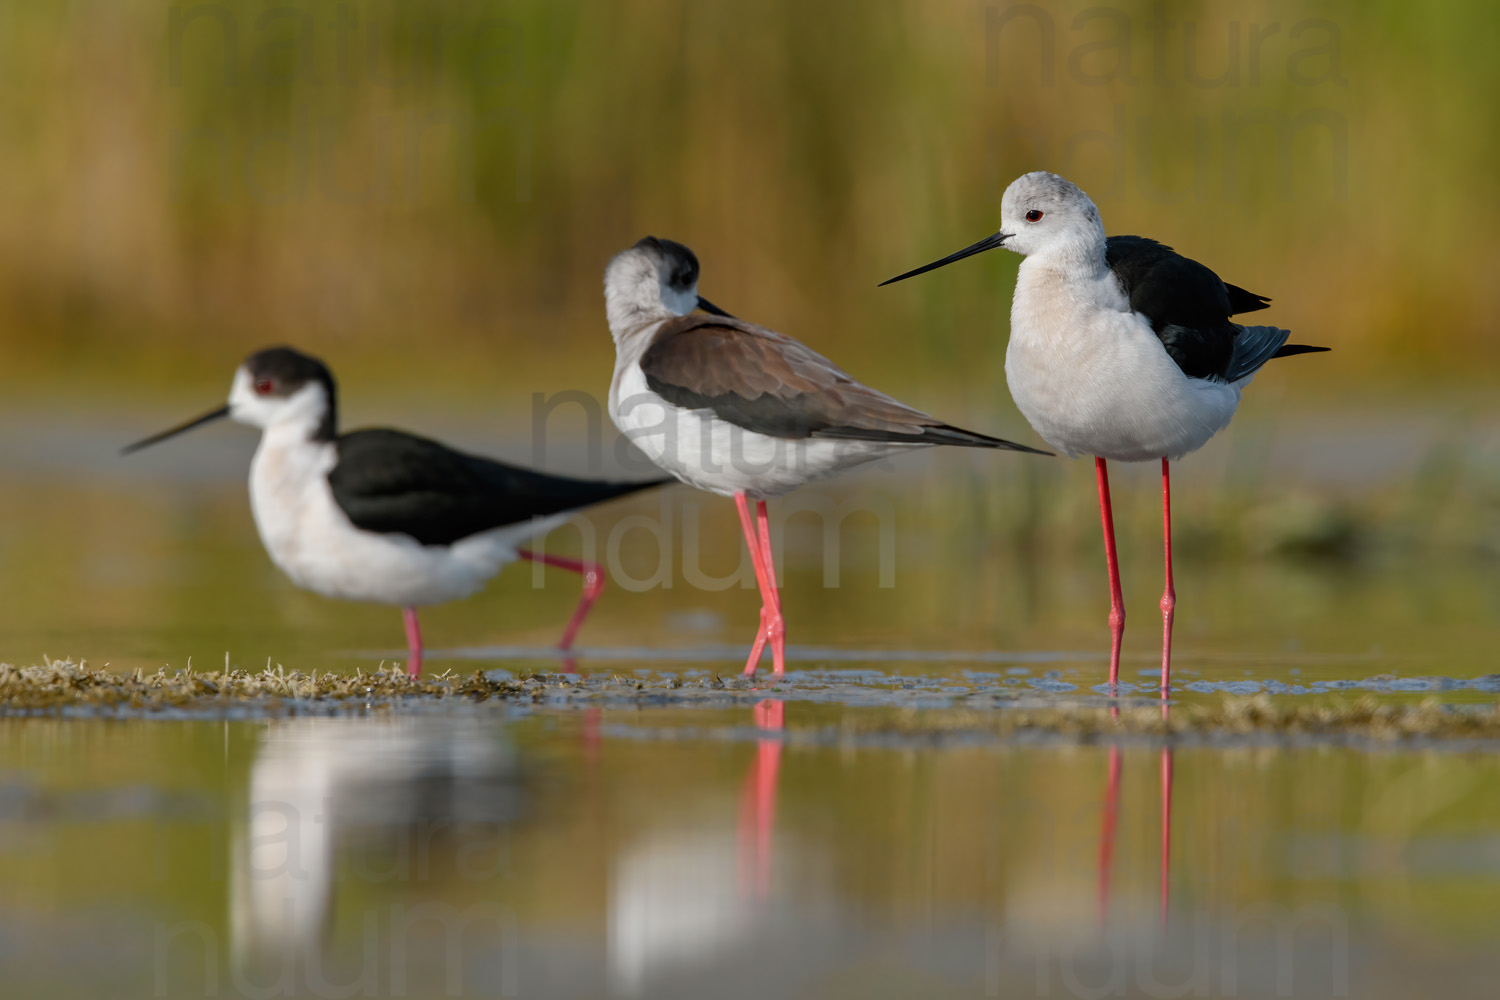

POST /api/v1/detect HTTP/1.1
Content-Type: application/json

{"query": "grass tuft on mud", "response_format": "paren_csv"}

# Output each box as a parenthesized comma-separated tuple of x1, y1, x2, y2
(3, 660, 1497, 745)
(0, 659, 520, 713)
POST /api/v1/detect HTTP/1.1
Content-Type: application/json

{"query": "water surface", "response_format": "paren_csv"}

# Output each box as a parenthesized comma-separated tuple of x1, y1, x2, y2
(2, 707, 1498, 998)
(1, 412, 1498, 997)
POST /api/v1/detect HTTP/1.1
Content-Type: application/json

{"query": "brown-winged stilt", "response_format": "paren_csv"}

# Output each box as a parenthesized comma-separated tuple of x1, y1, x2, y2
(604, 237, 1049, 677)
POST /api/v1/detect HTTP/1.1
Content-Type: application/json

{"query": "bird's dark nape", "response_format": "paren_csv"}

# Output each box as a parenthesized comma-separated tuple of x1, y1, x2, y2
(243, 346, 339, 440)
(634, 236, 700, 290)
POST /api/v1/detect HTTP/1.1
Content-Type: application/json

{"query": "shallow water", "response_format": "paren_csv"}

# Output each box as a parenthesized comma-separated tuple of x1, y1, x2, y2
(2, 411, 1499, 996)
(3, 409, 1498, 685)
(2, 709, 1498, 998)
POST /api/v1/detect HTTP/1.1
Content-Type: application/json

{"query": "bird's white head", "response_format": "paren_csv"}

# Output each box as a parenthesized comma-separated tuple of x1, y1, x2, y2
(998, 171, 1105, 259)
(121, 346, 338, 456)
(879, 170, 1106, 287)
(603, 237, 732, 341)
(227, 347, 338, 439)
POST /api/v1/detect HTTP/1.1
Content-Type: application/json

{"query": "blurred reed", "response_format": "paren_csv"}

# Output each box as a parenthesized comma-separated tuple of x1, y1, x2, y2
(0, 0, 1494, 402)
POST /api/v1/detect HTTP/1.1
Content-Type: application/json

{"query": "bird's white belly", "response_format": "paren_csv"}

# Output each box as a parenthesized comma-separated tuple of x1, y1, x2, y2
(610, 364, 895, 499)
(1005, 288, 1242, 462)
(249, 437, 553, 607)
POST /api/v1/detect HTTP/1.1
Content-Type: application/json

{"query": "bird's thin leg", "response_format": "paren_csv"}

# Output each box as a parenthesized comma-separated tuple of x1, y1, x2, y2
(1159, 458, 1176, 694)
(734, 493, 774, 675)
(1094, 457, 1126, 687)
(755, 500, 786, 676)
(402, 607, 423, 678)
(517, 549, 606, 654)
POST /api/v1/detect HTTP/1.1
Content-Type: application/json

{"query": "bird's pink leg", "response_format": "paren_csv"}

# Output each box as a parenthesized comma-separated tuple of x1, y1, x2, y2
(517, 549, 606, 653)
(1095, 457, 1126, 687)
(734, 493, 775, 676)
(402, 607, 423, 678)
(755, 500, 786, 677)
(1159, 458, 1176, 694)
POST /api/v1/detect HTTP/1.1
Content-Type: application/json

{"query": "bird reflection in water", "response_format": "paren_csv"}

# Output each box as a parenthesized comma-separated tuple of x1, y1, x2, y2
(230, 717, 521, 989)
(608, 698, 788, 995)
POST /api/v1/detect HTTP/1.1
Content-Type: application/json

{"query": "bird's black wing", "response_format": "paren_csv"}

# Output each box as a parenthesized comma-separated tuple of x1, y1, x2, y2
(1105, 236, 1326, 382)
(1105, 235, 1240, 379)
(1224, 325, 1293, 382)
(329, 429, 666, 546)
(1224, 283, 1271, 314)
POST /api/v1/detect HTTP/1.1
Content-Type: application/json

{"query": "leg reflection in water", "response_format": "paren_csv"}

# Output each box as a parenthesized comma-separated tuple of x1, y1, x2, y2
(739, 699, 785, 900)
(1095, 700, 1175, 932)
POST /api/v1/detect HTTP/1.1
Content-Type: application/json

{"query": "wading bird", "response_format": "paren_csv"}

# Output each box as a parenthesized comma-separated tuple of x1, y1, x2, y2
(604, 237, 1048, 677)
(124, 347, 664, 676)
(882, 172, 1326, 690)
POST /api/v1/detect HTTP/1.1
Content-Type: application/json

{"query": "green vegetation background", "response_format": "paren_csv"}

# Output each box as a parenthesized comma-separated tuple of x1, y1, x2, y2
(1, 0, 1492, 407)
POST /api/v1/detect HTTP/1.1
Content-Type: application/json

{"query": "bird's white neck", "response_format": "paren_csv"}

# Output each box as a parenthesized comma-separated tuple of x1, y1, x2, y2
(258, 416, 335, 454)
(1010, 227, 1129, 351)
(1022, 227, 1110, 279)
(605, 283, 667, 341)
(604, 253, 672, 341)
(604, 250, 699, 347)
(248, 422, 338, 565)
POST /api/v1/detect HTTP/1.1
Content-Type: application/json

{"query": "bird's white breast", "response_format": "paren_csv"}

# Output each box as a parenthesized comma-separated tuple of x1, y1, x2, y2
(248, 428, 552, 606)
(609, 360, 895, 499)
(1004, 263, 1242, 462)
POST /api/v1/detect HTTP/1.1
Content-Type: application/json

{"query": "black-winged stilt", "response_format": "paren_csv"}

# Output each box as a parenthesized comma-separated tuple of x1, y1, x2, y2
(604, 236, 1050, 677)
(124, 346, 665, 676)
(882, 171, 1327, 691)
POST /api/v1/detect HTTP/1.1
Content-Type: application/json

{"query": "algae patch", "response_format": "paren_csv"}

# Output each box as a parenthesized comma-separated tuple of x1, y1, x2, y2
(0, 659, 521, 714)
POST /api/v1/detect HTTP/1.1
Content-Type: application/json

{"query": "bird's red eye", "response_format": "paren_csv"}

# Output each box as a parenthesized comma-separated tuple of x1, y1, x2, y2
(254, 378, 274, 395)
(1026, 210, 1044, 222)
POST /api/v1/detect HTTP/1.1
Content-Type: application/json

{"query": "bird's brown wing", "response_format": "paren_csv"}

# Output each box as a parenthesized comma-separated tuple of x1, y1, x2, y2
(637, 314, 1045, 451)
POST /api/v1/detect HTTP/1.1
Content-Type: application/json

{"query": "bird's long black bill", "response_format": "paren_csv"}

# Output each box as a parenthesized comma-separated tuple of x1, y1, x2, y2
(879, 231, 1010, 286)
(696, 296, 734, 318)
(121, 406, 230, 455)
